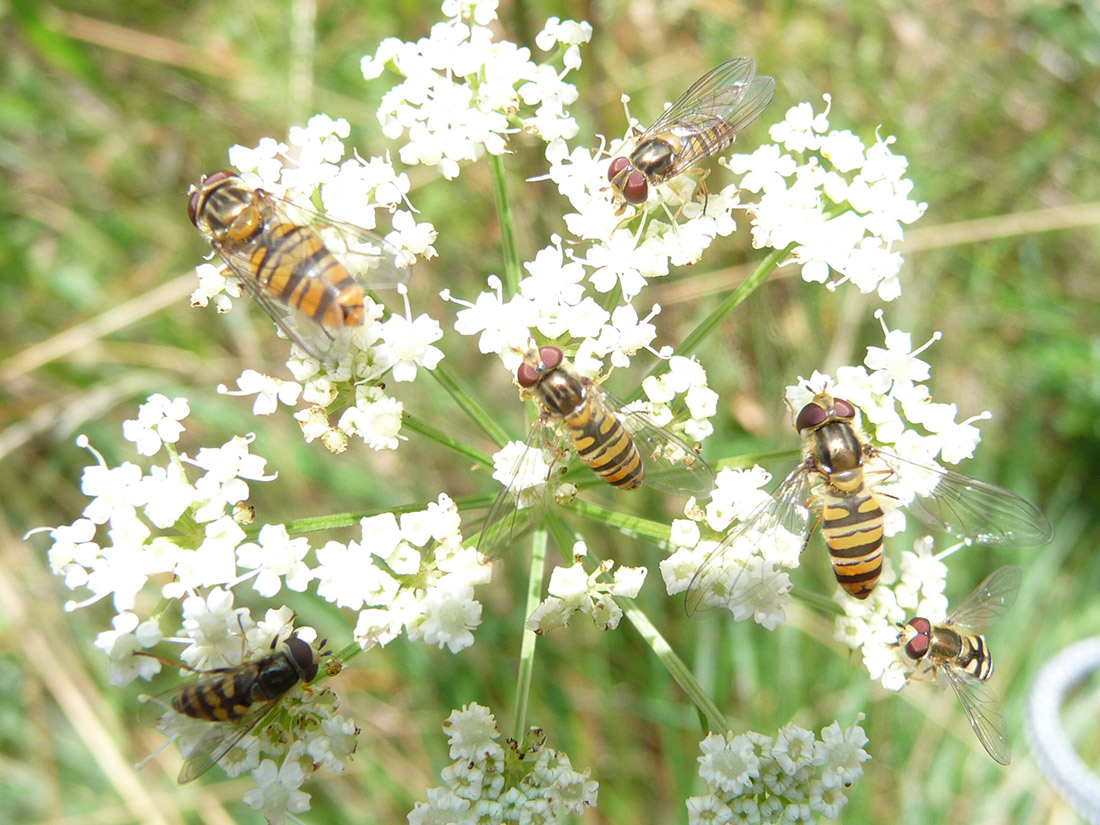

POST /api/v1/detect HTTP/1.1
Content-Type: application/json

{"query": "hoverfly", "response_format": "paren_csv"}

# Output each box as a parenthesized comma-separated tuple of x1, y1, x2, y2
(607, 56, 776, 209)
(478, 345, 714, 560)
(189, 170, 412, 362)
(141, 634, 321, 783)
(686, 391, 1050, 615)
(896, 564, 1021, 765)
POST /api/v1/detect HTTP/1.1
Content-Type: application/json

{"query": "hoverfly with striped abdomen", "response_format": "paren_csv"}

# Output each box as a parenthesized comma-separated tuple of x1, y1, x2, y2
(896, 565, 1021, 765)
(189, 170, 412, 362)
(607, 57, 776, 211)
(140, 633, 322, 783)
(477, 345, 715, 560)
(686, 390, 1050, 616)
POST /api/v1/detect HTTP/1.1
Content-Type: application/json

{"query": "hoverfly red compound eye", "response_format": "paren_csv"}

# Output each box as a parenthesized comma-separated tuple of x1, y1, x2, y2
(516, 362, 541, 388)
(832, 398, 856, 420)
(622, 171, 649, 204)
(538, 346, 563, 369)
(902, 617, 932, 660)
(607, 156, 631, 183)
(795, 402, 829, 433)
(187, 189, 203, 227)
(517, 346, 564, 388)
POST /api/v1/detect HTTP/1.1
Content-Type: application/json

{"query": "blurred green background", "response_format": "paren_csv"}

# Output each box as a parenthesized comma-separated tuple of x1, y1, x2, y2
(2, 0, 1099, 823)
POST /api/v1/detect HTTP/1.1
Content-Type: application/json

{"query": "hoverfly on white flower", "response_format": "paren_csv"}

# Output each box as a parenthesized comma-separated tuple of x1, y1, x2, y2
(478, 344, 714, 560)
(189, 170, 413, 362)
(687, 390, 1049, 616)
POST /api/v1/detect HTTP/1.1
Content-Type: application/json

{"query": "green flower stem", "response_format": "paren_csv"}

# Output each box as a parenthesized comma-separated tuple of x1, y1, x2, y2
(676, 245, 791, 358)
(513, 527, 547, 739)
(714, 447, 801, 471)
(621, 600, 730, 734)
(488, 153, 523, 297)
(564, 497, 672, 543)
(792, 586, 846, 616)
(403, 412, 495, 467)
(429, 362, 513, 448)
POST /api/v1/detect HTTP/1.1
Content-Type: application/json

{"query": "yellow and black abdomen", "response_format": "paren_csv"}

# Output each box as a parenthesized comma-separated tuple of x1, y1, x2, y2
(536, 369, 643, 490)
(820, 484, 885, 599)
(564, 397, 644, 489)
(933, 628, 994, 681)
(808, 418, 884, 600)
(172, 666, 261, 723)
(250, 222, 365, 327)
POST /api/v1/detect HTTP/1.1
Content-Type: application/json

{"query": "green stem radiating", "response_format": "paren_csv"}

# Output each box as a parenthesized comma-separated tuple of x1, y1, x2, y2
(676, 245, 791, 358)
(513, 528, 547, 739)
(488, 153, 523, 297)
(429, 362, 512, 448)
(564, 498, 672, 543)
(622, 601, 730, 734)
(403, 412, 495, 467)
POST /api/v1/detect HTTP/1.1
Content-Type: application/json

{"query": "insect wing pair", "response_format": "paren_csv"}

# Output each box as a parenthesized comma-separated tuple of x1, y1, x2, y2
(686, 395, 1050, 615)
(142, 635, 320, 783)
(477, 349, 715, 561)
(608, 56, 777, 207)
(898, 565, 1022, 765)
(189, 170, 412, 363)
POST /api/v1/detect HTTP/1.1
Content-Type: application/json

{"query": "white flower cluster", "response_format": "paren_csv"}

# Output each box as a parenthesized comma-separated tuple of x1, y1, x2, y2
(124, 600, 354, 825)
(409, 703, 599, 825)
(687, 717, 870, 824)
(336, 500, 491, 654)
(525, 551, 647, 635)
(35, 392, 490, 667)
(191, 116, 443, 454)
(726, 95, 927, 301)
(445, 242, 672, 377)
(32, 395, 492, 813)
(834, 537, 950, 691)
(662, 316, 988, 629)
(362, 3, 589, 179)
(660, 468, 794, 631)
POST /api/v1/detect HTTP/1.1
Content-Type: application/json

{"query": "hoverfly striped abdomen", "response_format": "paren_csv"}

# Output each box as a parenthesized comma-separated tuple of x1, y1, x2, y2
(895, 566, 1019, 765)
(797, 394, 884, 599)
(170, 635, 319, 724)
(188, 170, 411, 361)
(518, 346, 644, 490)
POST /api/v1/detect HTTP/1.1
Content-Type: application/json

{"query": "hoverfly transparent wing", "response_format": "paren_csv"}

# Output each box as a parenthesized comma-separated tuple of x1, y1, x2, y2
(211, 190, 412, 362)
(597, 388, 715, 497)
(946, 565, 1022, 635)
(224, 262, 346, 362)
(640, 57, 777, 173)
(942, 667, 1012, 765)
(265, 192, 413, 290)
(685, 462, 816, 617)
(177, 701, 273, 783)
(867, 448, 1052, 547)
(476, 417, 568, 562)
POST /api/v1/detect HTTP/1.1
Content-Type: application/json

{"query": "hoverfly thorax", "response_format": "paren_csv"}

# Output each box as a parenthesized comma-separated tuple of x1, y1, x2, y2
(798, 394, 865, 481)
(189, 171, 261, 243)
(606, 57, 776, 211)
(517, 346, 587, 419)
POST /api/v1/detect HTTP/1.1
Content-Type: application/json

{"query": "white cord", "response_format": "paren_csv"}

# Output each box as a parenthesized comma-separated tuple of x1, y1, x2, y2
(1026, 636, 1100, 824)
